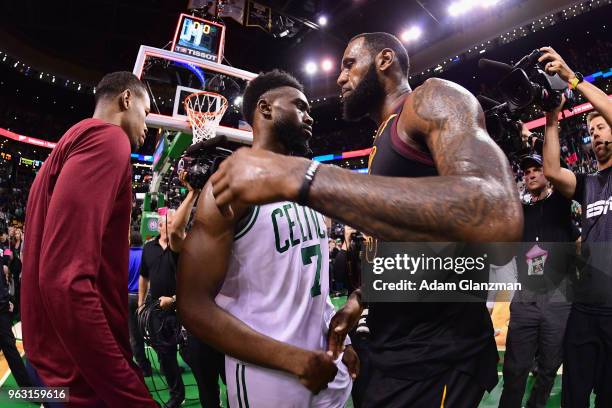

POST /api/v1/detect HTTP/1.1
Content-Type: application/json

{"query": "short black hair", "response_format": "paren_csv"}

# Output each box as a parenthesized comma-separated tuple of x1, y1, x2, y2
(242, 70, 304, 125)
(350, 32, 410, 76)
(94, 71, 147, 104)
(130, 230, 143, 247)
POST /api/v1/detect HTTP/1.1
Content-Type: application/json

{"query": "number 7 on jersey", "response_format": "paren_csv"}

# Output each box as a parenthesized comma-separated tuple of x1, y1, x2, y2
(301, 244, 322, 297)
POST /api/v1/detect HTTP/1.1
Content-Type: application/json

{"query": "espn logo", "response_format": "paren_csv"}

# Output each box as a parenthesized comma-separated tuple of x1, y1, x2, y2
(586, 197, 612, 219)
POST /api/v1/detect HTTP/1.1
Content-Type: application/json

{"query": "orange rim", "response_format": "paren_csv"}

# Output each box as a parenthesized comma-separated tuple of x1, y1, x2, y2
(183, 91, 228, 118)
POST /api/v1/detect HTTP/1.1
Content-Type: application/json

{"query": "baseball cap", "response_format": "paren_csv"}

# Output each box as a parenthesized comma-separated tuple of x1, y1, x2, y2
(520, 154, 543, 170)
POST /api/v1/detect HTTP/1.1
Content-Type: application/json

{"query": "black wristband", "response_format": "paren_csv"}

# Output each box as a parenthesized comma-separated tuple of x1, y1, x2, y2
(297, 161, 321, 206)
(575, 71, 584, 84)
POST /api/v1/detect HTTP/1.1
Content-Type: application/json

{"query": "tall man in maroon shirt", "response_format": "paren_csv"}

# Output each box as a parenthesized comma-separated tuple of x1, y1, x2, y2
(21, 71, 157, 407)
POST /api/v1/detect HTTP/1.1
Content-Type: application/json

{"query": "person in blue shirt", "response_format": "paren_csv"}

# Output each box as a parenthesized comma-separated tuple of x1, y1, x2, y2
(128, 229, 151, 377)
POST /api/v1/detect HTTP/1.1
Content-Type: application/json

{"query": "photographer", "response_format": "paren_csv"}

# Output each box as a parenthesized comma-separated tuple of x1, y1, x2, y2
(138, 208, 185, 408)
(138, 172, 198, 408)
(542, 82, 612, 405)
(499, 154, 577, 408)
(128, 230, 151, 377)
(139, 172, 224, 408)
(521, 122, 543, 155)
(331, 226, 371, 408)
(8, 227, 23, 317)
(171, 173, 227, 408)
(332, 226, 362, 295)
(0, 232, 33, 389)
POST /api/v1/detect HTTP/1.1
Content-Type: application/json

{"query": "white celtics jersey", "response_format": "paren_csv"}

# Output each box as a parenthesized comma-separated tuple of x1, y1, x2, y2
(216, 202, 334, 352)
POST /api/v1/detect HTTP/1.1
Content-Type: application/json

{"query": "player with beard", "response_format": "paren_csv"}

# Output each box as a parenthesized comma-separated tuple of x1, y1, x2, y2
(207, 33, 523, 407)
(177, 70, 356, 407)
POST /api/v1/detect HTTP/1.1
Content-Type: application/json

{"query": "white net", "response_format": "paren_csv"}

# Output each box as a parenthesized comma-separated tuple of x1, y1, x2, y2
(184, 92, 228, 144)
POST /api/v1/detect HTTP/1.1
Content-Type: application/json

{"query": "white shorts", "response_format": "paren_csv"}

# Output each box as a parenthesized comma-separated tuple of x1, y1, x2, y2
(225, 355, 352, 408)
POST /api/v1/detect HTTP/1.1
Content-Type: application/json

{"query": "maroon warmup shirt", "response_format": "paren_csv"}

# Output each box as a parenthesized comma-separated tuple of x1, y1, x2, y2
(21, 118, 155, 407)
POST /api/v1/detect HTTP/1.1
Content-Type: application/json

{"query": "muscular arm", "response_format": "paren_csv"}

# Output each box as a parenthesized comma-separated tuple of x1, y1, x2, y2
(576, 81, 612, 126)
(138, 276, 149, 307)
(177, 185, 314, 376)
(542, 111, 576, 199)
(307, 79, 522, 241)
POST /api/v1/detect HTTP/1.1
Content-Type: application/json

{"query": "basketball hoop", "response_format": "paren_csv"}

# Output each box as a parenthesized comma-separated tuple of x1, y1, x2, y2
(184, 91, 228, 144)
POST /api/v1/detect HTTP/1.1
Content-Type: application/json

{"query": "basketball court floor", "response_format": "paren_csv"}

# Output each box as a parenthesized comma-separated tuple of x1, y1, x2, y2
(0, 297, 594, 407)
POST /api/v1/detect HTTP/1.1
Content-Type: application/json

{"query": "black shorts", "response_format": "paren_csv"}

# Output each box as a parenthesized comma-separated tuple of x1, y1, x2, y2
(362, 366, 487, 408)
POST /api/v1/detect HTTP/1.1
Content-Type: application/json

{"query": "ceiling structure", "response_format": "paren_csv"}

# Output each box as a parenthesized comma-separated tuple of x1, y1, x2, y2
(0, 0, 593, 92)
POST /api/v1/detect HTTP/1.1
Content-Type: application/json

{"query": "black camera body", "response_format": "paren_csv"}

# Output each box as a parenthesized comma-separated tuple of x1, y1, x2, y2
(478, 50, 576, 151)
(179, 154, 229, 190)
(177, 136, 234, 190)
(349, 231, 365, 252)
(350, 231, 365, 242)
(328, 220, 346, 240)
(497, 49, 571, 112)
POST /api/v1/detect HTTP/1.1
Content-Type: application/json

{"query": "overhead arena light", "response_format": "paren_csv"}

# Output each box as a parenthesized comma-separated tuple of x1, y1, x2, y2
(448, 0, 473, 17)
(449, 0, 501, 16)
(304, 61, 318, 75)
(321, 58, 334, 72)
(321, 59, 333, 72)
(318, 15, 328, 26)
(482, 0, 501, 7)
(400, 26, 422, 42)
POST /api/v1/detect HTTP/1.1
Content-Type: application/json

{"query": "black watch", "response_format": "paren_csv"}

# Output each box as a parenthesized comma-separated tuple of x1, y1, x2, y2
(575, 71, 584, 83)
(570, 72, 584, 89)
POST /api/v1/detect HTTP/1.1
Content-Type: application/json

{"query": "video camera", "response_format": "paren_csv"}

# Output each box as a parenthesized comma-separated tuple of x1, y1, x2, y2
(330, 223, 365, 249)
(478, 49, 576, 152)
(330, 222, 344, 240)
(350, 231, 365, 243)
(177, 136, 233, 190)
(348, 232, 365, 256)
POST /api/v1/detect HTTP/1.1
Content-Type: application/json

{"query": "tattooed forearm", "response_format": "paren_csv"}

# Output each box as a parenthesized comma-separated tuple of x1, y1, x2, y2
(308, 167, 518, 241)
(307, 79, 523, 242)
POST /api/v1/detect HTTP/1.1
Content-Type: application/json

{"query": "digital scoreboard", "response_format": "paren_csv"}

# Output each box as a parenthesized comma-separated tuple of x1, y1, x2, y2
(171, 13, 226, 63)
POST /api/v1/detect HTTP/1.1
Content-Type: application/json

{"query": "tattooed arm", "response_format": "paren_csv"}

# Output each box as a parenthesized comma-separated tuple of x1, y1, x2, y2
(307, 79, 521, 241)
(211, 78, 523, 242)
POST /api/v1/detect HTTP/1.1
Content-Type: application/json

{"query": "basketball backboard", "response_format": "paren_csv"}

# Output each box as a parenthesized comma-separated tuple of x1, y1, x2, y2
(132, 45, 256, 144)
